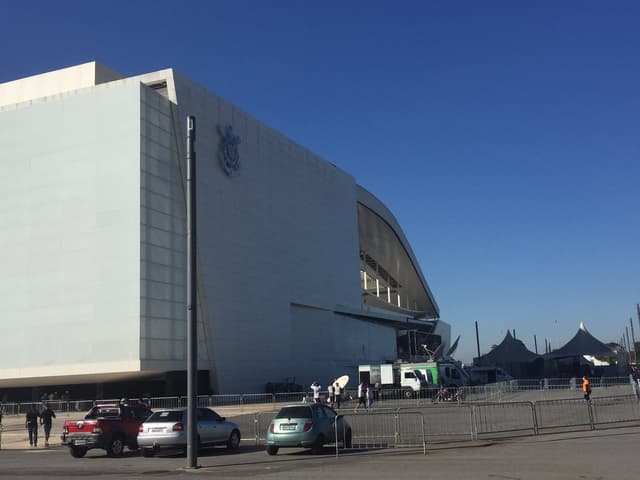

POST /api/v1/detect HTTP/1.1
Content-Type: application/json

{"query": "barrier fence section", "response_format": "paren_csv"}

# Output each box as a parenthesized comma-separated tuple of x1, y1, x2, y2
(2, 393, 640, 453)
(333, 411, 426, 456)
(232, 410, 278, 447)
(591, 395, 640, 428)
(149, 396, 182, 409)
(346, 409, 401, 449)
(471, 401, 536, 438)
(0, 400, 94, 415)
(256, 411, 279, 445)
(1, 377, 635, 417)
(535, 398, 593, 432)
(234, 408, 427, 454)
(417, 404, 473, 442)
(274, 392, 307, 404)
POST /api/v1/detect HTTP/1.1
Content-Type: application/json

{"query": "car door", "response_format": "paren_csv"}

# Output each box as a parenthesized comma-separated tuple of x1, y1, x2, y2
(322, 406, 343, 442)
(316, 405, 333, 441)
(196, 408, 213, 445)
(121, 407, 140, 444)
(131, 406, 152, 443)
(199, 408, 227, 445)
(207, 409, 231, 443)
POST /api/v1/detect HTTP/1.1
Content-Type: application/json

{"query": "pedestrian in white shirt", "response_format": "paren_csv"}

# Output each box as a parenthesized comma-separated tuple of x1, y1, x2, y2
(354, 382, 366, 411)
(334, 382, 342, 409)
(310, 382, 322, 404)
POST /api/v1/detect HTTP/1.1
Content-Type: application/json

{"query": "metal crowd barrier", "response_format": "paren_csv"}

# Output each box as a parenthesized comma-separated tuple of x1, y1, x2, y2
(234, 393, 640, 458)
(535, 397, 593, 432)
(2, 400, 95, 414)
(0, 376, 635, 419)
(419, 404, 474, 441)
(335, 411, 427, 455)
(471, 401, 537, 438)
(2, 389, 640, 454)
(591, 394, 640, 428)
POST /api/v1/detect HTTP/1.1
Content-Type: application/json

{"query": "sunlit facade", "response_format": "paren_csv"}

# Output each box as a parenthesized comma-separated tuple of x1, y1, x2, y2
(0, 62, 445, 397)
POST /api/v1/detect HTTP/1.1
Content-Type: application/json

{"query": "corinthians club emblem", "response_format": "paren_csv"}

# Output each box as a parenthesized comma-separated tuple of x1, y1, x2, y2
(218, 125, 241, 176)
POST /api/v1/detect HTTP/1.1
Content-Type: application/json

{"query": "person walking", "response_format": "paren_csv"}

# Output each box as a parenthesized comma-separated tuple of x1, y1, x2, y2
(40, 403, 56, 447)
(582, 376, 592, 401)
(354, 382, 366, 412)
(25, 406, 40, 447)
(334, 381, 342, 409)
(631, 366, 640, 392)
(310, 382, 322, 404)
(327, 382, 334, 407)
(366, 384, 374, 410)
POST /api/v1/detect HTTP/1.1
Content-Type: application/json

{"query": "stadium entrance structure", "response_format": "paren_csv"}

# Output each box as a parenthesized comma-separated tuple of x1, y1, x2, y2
(0, 62, 448, 398)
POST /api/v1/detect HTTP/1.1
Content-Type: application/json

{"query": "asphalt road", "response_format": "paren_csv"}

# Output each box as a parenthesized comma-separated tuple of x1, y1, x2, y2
(0, 426, 638, 479)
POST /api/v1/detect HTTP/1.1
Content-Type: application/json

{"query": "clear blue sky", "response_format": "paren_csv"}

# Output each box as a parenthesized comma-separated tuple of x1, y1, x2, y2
(2, 1, 638, 363)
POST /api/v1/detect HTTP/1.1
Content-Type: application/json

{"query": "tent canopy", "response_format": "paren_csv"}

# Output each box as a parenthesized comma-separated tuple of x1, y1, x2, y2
(477, 331, 540, 365)
(545, 322, 615, 359)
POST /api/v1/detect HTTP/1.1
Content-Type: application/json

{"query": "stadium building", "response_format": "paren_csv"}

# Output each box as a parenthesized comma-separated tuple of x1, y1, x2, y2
(0, 62, 446, 398)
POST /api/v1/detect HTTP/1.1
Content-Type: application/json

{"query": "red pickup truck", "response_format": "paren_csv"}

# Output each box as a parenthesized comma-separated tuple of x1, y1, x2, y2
(61, 401, 153, 458)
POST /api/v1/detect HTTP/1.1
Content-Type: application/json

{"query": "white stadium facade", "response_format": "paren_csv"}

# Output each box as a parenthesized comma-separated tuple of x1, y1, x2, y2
(0, 62, 448, 399)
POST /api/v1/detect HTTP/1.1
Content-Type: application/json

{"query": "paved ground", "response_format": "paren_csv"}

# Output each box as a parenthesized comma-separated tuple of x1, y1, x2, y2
(0, 426, 638, 479)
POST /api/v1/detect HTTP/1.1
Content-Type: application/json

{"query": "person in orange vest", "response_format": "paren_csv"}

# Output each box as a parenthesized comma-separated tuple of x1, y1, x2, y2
(582, 376, 591, 401)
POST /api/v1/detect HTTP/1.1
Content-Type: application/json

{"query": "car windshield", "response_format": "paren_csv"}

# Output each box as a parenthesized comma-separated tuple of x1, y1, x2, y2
(275, 406, 312, 419)
(85, 407, 120, 419)
(145, 411, 184, 423)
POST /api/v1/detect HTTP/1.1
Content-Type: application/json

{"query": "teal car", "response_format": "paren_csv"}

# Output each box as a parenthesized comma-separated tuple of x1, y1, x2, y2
(266, 404, 352, 455)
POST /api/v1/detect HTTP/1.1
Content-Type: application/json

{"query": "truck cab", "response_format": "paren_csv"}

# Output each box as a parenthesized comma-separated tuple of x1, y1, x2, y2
(437, 361, 470, 387)
(399, 367, 430, 391)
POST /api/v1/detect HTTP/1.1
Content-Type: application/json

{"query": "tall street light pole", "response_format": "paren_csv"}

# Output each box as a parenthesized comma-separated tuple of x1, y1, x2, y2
(186, 116, 198, 469)
(475, 321, 481, 365)
(630, 317, 637, 364)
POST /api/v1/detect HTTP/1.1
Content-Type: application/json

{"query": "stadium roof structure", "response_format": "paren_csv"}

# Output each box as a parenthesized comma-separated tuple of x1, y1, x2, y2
(477, 331, 540, 365)
(545, 322, 615, 359)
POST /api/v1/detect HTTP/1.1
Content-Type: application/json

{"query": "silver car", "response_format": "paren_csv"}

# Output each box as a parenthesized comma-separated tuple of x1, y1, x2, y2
(138, 407, 241, 456)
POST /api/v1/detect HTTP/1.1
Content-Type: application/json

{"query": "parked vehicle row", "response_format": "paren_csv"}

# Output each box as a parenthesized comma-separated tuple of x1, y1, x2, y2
(61, 401, 240, 458)
(62, 401, 350, 458)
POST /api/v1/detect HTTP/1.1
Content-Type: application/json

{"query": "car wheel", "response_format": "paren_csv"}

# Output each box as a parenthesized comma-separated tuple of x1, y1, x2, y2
(141, 447, 155, 457)
(227, 429, 241, 450)
(70, 446, 87, 458)
(344, 429, 352, 449)
(266, 445, 279, 456)
(403, 388, 414, 399)
(311, 434, 325, 454)
(106, 435, 125, 457)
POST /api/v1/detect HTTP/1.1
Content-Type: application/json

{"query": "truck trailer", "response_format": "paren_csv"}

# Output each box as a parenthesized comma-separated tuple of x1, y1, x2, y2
(358, 361, 469, 398)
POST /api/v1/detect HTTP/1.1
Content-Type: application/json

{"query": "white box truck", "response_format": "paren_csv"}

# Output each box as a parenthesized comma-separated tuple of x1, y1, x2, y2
(359, 361, 469, 398)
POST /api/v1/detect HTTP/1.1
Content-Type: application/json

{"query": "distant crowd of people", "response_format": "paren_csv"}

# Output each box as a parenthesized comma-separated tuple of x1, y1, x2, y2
(309, 380, 375, 411)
